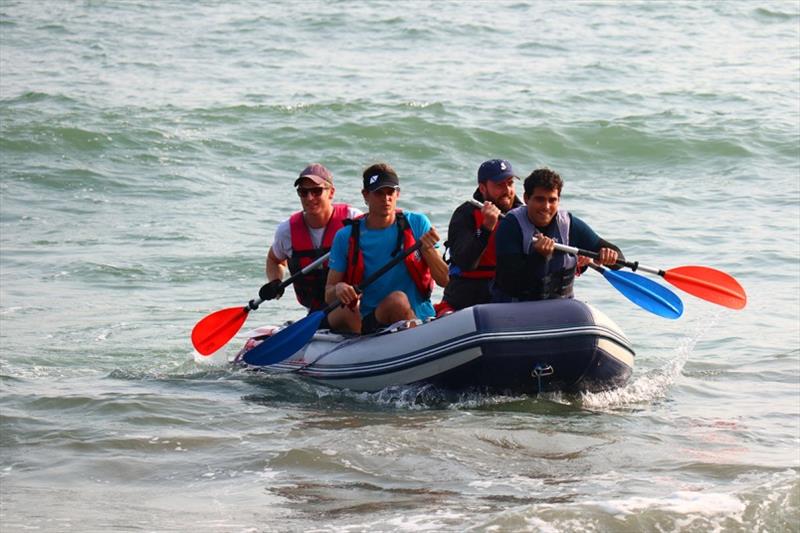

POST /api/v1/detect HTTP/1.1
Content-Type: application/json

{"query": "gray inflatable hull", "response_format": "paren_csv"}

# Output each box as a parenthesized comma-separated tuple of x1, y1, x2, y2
(236, 299, 635, 394)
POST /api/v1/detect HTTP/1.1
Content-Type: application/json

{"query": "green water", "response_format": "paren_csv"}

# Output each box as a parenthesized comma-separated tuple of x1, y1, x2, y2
(1, 1, 798, 531)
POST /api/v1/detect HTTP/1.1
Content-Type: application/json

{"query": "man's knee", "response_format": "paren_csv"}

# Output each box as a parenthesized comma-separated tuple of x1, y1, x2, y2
(328, 306, 361, 334)
(376, 291, 415, 323)
(383, 291, 411, 309)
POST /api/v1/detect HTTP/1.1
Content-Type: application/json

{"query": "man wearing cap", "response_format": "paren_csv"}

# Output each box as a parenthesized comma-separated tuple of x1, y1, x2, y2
(261, 164, 362, 320)
(492, 167, 623, 302)
(324, 162, 449, 334)
(436, 159, 524, 313)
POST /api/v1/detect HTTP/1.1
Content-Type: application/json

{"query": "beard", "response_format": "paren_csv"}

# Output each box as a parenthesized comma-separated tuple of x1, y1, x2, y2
(486, 190, 514, 212)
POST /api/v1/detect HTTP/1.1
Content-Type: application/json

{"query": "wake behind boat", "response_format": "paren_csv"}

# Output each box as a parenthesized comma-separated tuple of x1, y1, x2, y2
(234, 299, 635, 394)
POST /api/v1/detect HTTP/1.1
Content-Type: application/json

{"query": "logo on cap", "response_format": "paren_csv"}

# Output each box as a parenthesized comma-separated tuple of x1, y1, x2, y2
(369, 175, 379, 185)
(500, 162, 507, 170)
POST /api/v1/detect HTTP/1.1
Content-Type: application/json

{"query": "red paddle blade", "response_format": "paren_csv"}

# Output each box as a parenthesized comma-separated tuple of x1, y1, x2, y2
(663, 266, 747, 310)
(191, 306, 249, 355)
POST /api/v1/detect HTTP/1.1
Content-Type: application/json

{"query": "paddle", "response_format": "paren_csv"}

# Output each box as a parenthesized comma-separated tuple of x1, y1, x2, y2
(587, 264, 683, 319)
(467, 199, 683, 317)
(191, 252, 331, 356)
(242, 239, 426, 366)
(467, 199, 746, 309)
(546, 241, 746, 310)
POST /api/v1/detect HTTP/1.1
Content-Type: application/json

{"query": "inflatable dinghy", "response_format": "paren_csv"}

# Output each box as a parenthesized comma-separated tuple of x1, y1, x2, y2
(235, 299, 634, 394)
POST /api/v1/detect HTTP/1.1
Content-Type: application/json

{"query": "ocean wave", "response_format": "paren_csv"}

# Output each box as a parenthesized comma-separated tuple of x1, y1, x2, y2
(753, 6, 800, 21)
(0, 90, 81, 106)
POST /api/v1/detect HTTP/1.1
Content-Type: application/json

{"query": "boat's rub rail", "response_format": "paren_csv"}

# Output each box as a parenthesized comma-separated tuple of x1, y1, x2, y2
(266, 323, 634, 376)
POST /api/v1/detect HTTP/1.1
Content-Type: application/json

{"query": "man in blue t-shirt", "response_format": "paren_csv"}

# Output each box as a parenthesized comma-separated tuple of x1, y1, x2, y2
(325, 163, 449, 334)
(492, 168, 623, 302)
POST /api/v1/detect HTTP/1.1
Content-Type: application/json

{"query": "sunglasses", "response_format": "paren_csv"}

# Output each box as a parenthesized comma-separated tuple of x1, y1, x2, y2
(296, 186, 329, 198)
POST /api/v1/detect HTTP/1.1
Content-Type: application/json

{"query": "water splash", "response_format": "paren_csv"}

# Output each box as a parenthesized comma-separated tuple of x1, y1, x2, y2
(353, 384, 535, 411)
(580, 312, 723, 410)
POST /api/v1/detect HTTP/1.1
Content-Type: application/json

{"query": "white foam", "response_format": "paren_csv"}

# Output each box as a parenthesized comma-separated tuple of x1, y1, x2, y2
(381, 509, 468, 531)
(593, 490, 746, 517)
(192, 349, 229, 366)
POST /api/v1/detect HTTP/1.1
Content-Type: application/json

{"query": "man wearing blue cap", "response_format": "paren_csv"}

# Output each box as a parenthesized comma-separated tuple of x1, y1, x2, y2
(436, 159, 524, 313)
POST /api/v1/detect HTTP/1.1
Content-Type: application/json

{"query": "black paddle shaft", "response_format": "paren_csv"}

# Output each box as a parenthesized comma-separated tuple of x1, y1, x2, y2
(253, 251, 332, 308)
(322, 240, 425, 315)
(467, 199, 650, 274)
(567, 245, 640, 271)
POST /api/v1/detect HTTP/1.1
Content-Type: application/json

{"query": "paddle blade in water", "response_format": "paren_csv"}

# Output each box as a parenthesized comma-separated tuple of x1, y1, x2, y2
(242, 311, 325, 366)
(663, 265, 747, 310)
(601, 268, 684, 319)
(191, 306, 249, 356)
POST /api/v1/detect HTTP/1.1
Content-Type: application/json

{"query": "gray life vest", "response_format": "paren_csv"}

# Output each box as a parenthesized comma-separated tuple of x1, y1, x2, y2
(508, 205, 577, 298)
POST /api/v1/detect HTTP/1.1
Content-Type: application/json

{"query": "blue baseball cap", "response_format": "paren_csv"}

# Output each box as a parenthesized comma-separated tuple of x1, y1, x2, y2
(477, 159, 517, 183)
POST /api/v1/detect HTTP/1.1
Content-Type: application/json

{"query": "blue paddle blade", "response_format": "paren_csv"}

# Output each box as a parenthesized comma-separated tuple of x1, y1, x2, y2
(601, 268, 684, 319)
(242, 311, 325, 366)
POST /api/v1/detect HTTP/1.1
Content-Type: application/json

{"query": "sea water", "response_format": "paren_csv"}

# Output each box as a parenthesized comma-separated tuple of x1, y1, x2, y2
(1, 1, 798, 531)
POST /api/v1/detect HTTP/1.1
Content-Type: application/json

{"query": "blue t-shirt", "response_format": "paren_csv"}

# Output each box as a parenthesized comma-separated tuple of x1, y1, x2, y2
(329, 211, 435, 320)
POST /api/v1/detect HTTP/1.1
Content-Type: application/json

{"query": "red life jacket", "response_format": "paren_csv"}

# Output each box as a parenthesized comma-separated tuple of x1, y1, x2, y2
(287, 203, 350, 310)
(343, 210, 433, 299)
(457, 208, 498, 280)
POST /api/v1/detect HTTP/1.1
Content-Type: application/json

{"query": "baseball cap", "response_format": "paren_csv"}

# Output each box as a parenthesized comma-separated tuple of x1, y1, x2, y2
(363, 169, 400, 192)
(477, 159, 517, 183)
(294, 163, 333, 187)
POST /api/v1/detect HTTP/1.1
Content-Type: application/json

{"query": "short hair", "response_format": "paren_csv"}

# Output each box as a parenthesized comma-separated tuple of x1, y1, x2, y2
(362, 162, 397, 181)
(524, 168, 563, 196)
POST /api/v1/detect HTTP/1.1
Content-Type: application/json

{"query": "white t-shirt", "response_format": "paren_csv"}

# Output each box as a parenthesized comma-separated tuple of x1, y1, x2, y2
(271, 206, 362, 260)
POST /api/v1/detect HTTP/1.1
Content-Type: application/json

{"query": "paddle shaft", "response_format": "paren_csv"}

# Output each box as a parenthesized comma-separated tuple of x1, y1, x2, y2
(467, 199, 651, 272)
(276, 250, 331, 291)
(320, 240, 424, 315)
(544, 240, 661, 275)
(247, 251, 332, 311)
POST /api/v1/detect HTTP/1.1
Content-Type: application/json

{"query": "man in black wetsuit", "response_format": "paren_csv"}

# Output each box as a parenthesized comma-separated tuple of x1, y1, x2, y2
(492, 168, 623, 302)
(437, 159, 523, 314)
